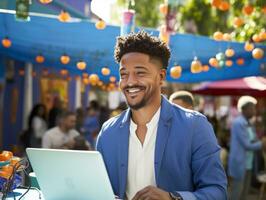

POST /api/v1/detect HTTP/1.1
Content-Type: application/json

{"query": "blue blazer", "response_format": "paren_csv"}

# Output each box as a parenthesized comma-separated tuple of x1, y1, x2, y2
(96, 96, 227, 200)
(228, 115, 262, 180)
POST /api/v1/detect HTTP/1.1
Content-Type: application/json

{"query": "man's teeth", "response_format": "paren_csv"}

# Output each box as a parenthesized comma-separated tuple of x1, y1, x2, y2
(128, 88, 141, 93)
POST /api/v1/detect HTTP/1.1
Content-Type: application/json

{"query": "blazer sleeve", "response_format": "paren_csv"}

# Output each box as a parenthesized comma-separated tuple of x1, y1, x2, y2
(178, 114, 227, 200)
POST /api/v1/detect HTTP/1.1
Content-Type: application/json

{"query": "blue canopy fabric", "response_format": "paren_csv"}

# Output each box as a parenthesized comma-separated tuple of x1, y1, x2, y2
(0, 10, 265, 83)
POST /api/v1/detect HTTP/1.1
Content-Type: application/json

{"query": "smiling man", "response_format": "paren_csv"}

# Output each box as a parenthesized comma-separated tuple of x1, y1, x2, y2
(96, 31, 227, 200)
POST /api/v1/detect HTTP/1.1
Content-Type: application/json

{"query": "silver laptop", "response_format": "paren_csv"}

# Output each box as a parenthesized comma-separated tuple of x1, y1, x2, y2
(26, 148, 115, 200)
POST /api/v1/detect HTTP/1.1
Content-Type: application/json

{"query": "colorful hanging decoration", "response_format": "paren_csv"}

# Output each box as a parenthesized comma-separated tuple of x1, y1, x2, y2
(60, 54, 70, 65)
(77, 61, 86, 70)
(223, 33, 231, 41)
(242, 5, 254, 15)
(244, 42, 254, 52)
(89, 74, 99, 85)
(95, 19, 106, 30)
(35, 54, 45, 63)
(159, 3, 168, 15)
(170, 65, 182, 79)
(120, 9, 135, 36)
(225, 60, 233, 67)
(2, 37, 11, 48)
(233, 17, 244, 28)
(215, 52, 226, 67)
(101, 67, 110, 76)
(109, 76, 116, 83)
(190, 57, 202, 73)
(218, 1, 230, 11)
(16, 0, 30, 21)
(39, 0, 52, 4)
(252, 34, 261, 43)
(225, 48, 235, 57)
(58, 10, 71, 22)
(213, 31, 223, 41)
(209, 58, 219, 67)
(60, 69, 68, 76)
(159, 25, 170, 44)
(202, 65, 210, 72)
(252, 48, 264, 60)
(236, 58, 245, 65)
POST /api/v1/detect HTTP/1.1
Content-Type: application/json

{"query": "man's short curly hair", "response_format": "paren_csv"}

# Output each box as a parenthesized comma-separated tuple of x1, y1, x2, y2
(114, 31, 171, 69)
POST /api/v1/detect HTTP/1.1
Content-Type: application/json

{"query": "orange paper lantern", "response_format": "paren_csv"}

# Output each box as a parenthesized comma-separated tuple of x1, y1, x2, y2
(35, 55, 45, 63)
(252, 34, 261, 43)
(191, 59, 202, 73)
(209, 58, 219, 67)
(236, 58, 244, 65)
(77, 61, 86, 70)
(242, 5, 254, 15)
(159, 4, 168, 15)
(60, 54, 70, 65)
(39, 0, 52, 4)
(211, 0, 222, 7)
(259, 31, 266, 41)
(58, 10, 71, 22)
(219, 1, 230, 11)
(225, 60, 233, 67)
(60, 69, 68, 76)
(213, 31, 223, 41)
(223, 33, 231, 41)
(252, 48, 264, 60)
(225, 48, 235, 57)
(202, 65, 209, 72)
(109, 76, 116, 83)
(95, 20, 106, 30)
(170, 66, 182, 79)
(244, 42, 254, 52)
(233, 17, 244, 28)
(101, 67, 110, 76)
(89, 74, 99, 83)
(2, 37, 11, 48)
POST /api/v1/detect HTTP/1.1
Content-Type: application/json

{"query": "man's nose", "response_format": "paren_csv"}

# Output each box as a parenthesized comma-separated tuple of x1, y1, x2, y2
(126, 73, 138, 86)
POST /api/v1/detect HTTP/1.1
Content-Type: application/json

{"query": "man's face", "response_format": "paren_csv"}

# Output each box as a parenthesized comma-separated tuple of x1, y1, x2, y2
(244, 103, 256, 119)
(119, 52, 165, 110)
(64, 115, 77, 130)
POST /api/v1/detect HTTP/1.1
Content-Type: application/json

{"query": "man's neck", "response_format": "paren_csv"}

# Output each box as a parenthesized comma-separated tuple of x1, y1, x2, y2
(131, 96, 161, 125)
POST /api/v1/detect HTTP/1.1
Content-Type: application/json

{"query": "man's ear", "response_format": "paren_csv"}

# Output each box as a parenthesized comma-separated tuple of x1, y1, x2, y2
(159, 69, 166, 85)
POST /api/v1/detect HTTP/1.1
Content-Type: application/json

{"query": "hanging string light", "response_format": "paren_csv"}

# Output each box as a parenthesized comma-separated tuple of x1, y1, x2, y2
(2, 37, 11, 48)
(60, 54, 70, 65)
(109, 76, 116, 83)
(77, 61, 86, 70)
(236, 58, 245, 65)
(95, 19, 106, 30)
(244, 42, 254, 52)
(225, 48, 235, 57)
(209, 58, 219, 67)
(39, 0, 53, 4)
(252, 48, 264, 60)
(170, 65, 182, 79)
(101, 67, 110, 76)
(191, 57, 202, 73)
(58, 10, 71, 22)
(89, 74, 99, 84)
(35, 54, 45, 63)
(225, 60, 233, 67)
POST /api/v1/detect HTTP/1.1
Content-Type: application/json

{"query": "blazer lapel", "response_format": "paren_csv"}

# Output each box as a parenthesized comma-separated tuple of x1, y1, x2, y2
(154, 96, 173, 185)
(118, 109, 130, 198)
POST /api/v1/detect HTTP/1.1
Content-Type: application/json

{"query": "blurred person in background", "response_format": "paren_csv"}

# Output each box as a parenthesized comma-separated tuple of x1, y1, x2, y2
(228, 96, 266, 200)
(169, 90, 194, 109)
(42, 111, 80, 149)
(28, 104, 47, 148)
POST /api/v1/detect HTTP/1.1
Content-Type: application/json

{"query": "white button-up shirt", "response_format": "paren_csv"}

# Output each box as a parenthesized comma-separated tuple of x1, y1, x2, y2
(126, 107, 161, 200)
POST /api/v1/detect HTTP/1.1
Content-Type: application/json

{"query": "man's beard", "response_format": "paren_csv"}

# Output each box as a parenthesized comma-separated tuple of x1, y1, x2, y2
(127, 96, 147, 110)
